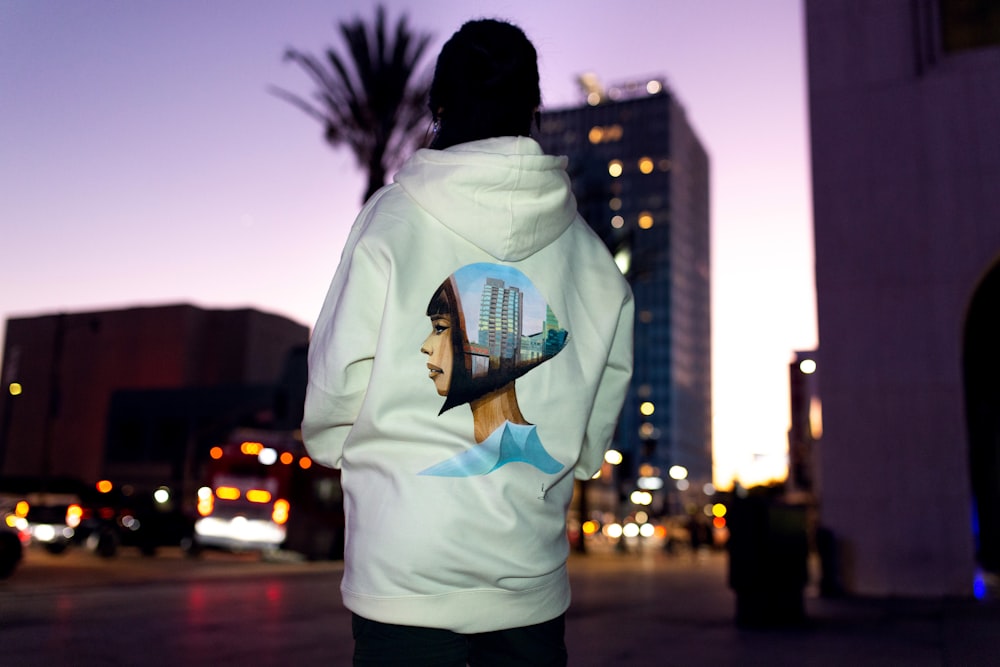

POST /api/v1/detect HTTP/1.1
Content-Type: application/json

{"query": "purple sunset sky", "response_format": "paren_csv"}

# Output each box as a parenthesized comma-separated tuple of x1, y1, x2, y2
(0, 0, 815, 488)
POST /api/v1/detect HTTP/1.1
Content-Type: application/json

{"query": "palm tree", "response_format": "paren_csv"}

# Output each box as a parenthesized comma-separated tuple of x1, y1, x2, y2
(271, 5, 433, 203)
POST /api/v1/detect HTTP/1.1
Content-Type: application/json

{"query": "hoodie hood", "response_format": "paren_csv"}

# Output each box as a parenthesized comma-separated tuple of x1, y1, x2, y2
(393, 136, 577, 262)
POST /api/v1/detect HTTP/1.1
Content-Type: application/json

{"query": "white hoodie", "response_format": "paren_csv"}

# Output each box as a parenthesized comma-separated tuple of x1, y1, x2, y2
(303, 136, 633, 633)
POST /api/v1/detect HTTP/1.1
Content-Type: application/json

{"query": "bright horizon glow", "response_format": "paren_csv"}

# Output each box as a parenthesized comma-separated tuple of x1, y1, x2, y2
(0, 0, 816, 492)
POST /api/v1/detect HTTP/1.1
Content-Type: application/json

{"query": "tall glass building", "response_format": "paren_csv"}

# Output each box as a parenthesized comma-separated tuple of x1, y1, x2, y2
(478, 277, 524, 366)
(537, 79, 712, 503)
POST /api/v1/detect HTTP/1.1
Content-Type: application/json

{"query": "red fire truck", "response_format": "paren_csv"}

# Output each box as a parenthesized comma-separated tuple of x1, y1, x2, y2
(193, 429, 344, 560)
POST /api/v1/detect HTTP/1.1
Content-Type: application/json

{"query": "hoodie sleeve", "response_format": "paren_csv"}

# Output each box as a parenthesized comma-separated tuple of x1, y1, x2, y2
(302, 209, 388, 469)
(574, 288, 635, 480)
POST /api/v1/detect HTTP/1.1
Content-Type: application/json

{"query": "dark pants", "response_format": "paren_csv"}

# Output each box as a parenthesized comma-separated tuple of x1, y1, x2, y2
(351, 613, 568, 667)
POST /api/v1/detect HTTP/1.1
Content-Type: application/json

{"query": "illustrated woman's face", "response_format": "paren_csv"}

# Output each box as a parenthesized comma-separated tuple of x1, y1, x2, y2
(420, 314, 454, 396)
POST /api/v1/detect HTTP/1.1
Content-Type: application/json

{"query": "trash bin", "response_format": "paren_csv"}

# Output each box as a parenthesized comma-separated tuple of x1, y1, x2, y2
(727, 490, 809, 628)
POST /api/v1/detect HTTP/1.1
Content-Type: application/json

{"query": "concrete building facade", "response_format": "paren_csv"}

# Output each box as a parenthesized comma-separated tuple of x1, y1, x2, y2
(806, 0, 1000, 595)
(0, 304, 309, 490)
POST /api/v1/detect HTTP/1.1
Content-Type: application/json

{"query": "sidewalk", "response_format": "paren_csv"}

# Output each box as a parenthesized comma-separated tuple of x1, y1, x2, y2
(565, 548, 1000, 667)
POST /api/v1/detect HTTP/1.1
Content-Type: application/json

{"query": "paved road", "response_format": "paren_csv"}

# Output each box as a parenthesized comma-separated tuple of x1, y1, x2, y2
(2, 544, 999, 666)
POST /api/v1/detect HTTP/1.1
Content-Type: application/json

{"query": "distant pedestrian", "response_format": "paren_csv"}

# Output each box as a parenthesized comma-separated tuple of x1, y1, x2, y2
(302, 17, 633, 667)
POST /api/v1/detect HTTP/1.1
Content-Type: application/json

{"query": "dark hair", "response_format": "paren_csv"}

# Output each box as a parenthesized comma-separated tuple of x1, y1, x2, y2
(428, 19, 541, 149)
(426, 276, 476, 413)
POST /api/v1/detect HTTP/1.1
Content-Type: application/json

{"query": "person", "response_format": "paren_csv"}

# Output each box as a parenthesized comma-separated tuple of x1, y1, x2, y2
(302, 17, 633, 667)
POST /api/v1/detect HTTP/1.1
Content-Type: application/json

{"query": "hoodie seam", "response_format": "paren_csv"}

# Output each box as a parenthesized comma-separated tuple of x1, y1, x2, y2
(505, 152, 524, 259)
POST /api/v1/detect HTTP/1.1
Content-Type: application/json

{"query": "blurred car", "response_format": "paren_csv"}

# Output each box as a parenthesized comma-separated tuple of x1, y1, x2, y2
(0, 527, 24, 578)
(0, 498, 29, 578)
(0, 477, 91, 555)
(25, 491, 88, 553)
(98, 487, 197, 557)
(0, 477, 195, 558)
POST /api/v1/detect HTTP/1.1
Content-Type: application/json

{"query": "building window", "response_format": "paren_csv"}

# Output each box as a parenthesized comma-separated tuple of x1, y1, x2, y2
(939, 0, 1000, 53)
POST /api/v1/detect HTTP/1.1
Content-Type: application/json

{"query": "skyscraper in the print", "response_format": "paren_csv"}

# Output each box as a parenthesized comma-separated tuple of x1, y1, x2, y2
(538, 77, 712, 503)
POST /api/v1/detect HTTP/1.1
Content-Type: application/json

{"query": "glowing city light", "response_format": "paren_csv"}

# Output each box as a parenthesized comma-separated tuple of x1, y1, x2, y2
(246, 489, 272, 503)
(640, 401, 655, 416)
(66, 504, 83, 528)
(799, 359, 817, 374)
(604, 449, 624, 465)
(608, 160, 623, 177)
(630, 490, 653, 506)
(240, 441, 263, 455)
(637, 476, 664, 491)
(8, 382, 22, 396)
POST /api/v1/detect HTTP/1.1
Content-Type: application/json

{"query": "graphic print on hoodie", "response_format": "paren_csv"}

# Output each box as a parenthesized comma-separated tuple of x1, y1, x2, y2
(419, 263, 569, 477)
